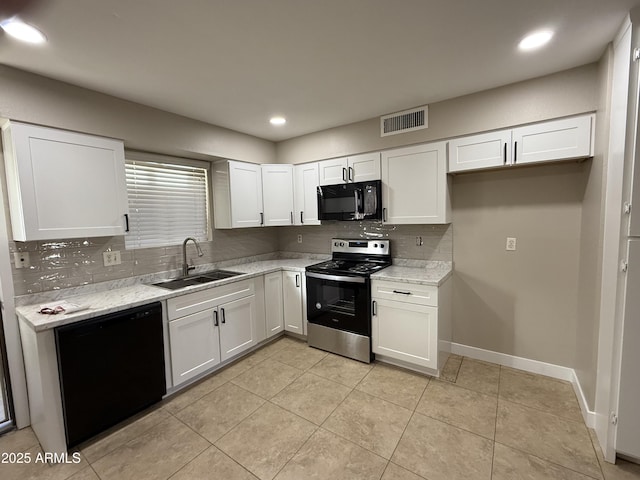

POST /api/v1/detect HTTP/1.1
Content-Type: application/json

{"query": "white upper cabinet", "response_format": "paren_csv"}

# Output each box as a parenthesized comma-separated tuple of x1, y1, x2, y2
(1, 121, 129, 241)
(448, 129, 512, 172)
(261, 164, 294, 226)
(294, 163, 320, 225)
(381, 141, 450, 224)
(318, 152, 381, 185)
(447, 114, 594, 173)
(213, 160, 264, 229)
(512, 115, 593, 166)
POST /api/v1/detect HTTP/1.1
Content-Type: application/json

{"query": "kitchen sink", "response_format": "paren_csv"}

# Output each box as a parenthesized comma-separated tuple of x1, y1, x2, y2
(151, 270, 243, 290)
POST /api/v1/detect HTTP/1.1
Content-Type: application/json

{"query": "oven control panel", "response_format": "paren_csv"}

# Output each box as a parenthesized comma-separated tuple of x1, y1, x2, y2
(331, 238, 390, 256)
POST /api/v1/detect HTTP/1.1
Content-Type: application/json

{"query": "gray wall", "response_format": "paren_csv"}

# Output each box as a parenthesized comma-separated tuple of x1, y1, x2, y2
(276, 64, 599, 164)
(0, 65, 276, 163)
(276, 63, 601, 377)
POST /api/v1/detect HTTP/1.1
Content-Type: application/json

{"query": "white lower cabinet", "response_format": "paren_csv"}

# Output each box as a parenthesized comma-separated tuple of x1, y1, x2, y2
(372, 278, 451, 374)
(264, 271, 284, 338)
(167, 279, 257, 387)
(283, 270, 304, 335)
(219, 295, 257, 361)
(169, 310, 221, 386)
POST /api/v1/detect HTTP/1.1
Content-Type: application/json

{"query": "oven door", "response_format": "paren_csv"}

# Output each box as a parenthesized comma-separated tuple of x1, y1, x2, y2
(305, 272, 371, 336)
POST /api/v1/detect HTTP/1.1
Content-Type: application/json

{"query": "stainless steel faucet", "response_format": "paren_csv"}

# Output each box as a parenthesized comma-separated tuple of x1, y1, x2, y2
(182, 237, 204, 276)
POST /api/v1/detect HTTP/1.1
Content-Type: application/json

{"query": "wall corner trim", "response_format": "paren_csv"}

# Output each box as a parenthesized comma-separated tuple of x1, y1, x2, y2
(449, 342, 596, 428)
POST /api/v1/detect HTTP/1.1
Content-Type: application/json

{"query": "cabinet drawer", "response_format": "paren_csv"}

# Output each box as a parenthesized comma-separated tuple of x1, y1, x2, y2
(167, 279, 255, 320)
(371, 280, 438, 306)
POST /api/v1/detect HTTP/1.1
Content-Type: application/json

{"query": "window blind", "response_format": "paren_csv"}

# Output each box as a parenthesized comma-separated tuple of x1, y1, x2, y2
(125, 158, 209, 249)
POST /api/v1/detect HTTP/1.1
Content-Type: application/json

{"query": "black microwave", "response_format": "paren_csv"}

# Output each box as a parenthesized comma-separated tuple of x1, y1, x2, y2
(317, 180, 382, 221)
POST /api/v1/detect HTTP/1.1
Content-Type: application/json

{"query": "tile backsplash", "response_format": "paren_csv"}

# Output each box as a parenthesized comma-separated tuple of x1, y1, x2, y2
(9, 222, 452, 295)
(278, 222, 452, 261)
(10, 227, 279, 295)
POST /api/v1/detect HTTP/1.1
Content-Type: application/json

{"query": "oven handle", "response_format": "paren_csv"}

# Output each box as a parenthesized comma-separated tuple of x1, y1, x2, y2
(306, 272, 366, 284)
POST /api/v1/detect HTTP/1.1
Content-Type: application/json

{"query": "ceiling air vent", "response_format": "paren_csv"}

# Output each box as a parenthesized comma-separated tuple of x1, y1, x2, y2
(380, 105, 428, 137)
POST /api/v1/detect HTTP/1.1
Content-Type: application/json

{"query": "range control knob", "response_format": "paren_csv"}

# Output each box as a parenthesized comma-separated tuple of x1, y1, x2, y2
(340, 242, 345, 247)
(373, 243, 378, 248)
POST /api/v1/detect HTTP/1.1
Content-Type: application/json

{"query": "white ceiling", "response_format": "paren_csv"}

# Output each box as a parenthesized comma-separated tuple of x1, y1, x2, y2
(0, 0, 637, 141)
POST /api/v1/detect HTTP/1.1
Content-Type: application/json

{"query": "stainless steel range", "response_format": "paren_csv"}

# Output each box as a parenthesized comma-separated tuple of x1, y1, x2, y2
(305, 239, 391, 363)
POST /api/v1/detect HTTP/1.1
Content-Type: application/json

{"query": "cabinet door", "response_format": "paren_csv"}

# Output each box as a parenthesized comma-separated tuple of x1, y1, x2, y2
(294, 163, 320, 225)
(372, 298, 438, 369)
(349, 152, 381, 182)
(219, 295, 257, 361)
(283, 271, 304, 334)
(264, 272, 284, 338)
(512, 115, 593, 166)
(382, 142, 450, 224)
(448, 130, 512, 172)
(319, 157, 348, 185)
(169, 310, 220, 386)
(1, 122, 128, 241)
(262, 164, 294, 226)
(229, 161, 263, 228)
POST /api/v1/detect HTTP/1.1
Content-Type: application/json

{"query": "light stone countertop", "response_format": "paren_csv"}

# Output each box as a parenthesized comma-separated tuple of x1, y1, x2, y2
(371, 261, 453, 286)
(16, 258, 320, 332)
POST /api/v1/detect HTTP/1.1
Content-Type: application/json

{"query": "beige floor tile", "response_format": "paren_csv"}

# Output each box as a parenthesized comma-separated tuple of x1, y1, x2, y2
(175, 382, 265, 443)
(322, 389, 412, 459)
(171, 446, 258, 480)
(382, 462, 428, 480)
(492, 442, 597, 480)
(274, 428, 387, 480)
(230, 359, 303, 399)
(163, 372, 228, 414)
(80, 406, 171, 463)
(216, 352, 270, 382)
(440, 354, 463, 383)
(356, 363, 430, 410)
(216, 403, 316, 480)
(67, 467, 100, 480)
(271, 372, 351, 425)
(269, 344, 328, 370)
(496, 400, 602, 479)
(0, 426, 39, 453)
(454, 358, 500, 395)
(1, 445, 89, 480)
(499, 369, 583, 422)
(415, 379, 497, 439)
(246, 337, 292, 362)
(308, 353, 373, 387)
(391, 413, 493, 480)
(92, 415, 209, 480)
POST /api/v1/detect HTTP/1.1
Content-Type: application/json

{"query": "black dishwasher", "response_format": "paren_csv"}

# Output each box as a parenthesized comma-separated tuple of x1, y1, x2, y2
(55, 302, 166, 447)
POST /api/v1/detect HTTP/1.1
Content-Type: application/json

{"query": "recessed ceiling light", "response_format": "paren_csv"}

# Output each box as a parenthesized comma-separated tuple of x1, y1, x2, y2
(270, 116, 286, 126)
(518, 30, 553, 51)
(0, 18, 47, 44)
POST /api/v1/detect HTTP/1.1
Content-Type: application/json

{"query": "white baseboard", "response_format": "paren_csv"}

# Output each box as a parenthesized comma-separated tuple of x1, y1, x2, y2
(449, 342, 596, 428)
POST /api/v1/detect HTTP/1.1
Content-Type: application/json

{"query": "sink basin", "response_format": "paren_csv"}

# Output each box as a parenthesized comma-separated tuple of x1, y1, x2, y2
(152, 270, 243, 290)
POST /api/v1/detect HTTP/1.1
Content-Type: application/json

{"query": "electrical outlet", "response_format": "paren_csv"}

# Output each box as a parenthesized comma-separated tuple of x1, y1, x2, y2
(416, 236, 423, 246)
(103, 250, 122, 267)
(506, 237, 517, 251)
(297, 234, 303, 243)
(13, 252, 30, 269)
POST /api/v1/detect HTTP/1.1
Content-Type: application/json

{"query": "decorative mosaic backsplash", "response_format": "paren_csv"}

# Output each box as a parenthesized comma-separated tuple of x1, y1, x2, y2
(9, 222, 452, 295)
(278, 222, 452, 261)
(10, 227, 279, 295)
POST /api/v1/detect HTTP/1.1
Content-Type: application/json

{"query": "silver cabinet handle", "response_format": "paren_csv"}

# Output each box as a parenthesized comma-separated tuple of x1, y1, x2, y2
(393, 290, 412, 295)
(221, 307, 226, 323)
(348, 166, 354, 181)
(383, 207, 387, 222)
(300, 211, 304, 224)
(214, 310, 219, 326)
(295, 274, 300, 288)
(342, 167, 347, 182)
(372, 300, 377, 316)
